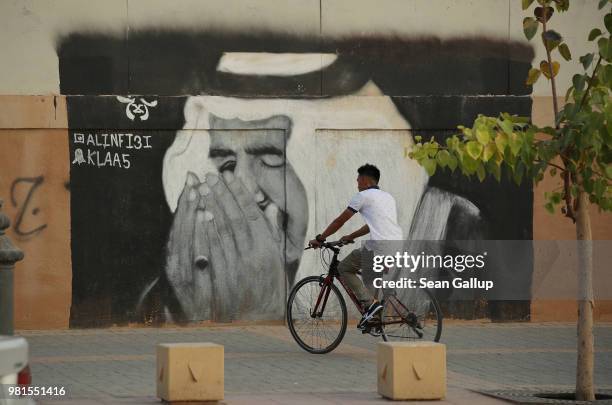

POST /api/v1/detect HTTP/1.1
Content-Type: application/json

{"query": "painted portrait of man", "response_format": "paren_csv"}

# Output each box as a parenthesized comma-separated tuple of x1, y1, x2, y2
(58, 31, 534, 326)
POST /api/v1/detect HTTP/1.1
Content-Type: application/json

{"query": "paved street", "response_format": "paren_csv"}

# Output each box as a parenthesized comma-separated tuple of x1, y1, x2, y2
(17, 322, 612, 404)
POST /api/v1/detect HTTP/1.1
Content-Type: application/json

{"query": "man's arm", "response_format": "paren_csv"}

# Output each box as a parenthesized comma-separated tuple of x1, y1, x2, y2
(309, 209, 356, 247)
(320, 209, 356, 239)
(342, 224, 370, 241)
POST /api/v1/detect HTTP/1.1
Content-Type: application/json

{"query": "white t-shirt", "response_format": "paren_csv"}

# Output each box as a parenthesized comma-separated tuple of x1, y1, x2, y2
(347, 187, 403, 243)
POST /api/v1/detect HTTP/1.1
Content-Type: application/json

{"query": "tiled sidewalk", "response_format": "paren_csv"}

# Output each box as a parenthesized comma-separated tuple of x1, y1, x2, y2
(17, 322, 612, 404)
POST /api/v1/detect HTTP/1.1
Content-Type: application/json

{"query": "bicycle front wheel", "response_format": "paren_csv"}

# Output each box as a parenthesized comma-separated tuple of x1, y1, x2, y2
(380, 288, 442, 342)
(286, 276, 347, 354)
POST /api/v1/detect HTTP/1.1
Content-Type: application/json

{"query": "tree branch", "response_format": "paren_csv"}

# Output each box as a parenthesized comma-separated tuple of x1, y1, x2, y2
(557, 53, 603, 224)
(537, 160, 567, 171)
(578, 56, 603, 111)
(563, 169, 576, 222)
(542, 18, 560, 126)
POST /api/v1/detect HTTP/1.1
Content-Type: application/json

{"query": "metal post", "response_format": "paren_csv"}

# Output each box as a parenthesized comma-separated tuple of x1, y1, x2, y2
(0, 199, 24, 335)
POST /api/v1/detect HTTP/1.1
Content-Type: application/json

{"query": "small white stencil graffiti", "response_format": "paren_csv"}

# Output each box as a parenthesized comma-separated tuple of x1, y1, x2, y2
(116, 96, 158, 121)
(72, 148, 86, 165)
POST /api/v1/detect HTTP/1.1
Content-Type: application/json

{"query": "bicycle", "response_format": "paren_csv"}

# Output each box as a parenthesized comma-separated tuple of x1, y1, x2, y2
(286, 240, 442, 354)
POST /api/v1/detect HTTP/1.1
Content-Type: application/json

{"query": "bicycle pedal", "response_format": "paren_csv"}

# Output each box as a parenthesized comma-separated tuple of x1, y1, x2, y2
(358, 322, 371, 332)
(368, 327, 383, 337)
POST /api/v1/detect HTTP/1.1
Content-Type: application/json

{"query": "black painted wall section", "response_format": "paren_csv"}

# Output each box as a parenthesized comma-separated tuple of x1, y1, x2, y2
(57, 31, 534, 97)
(67, 132, 173, 325)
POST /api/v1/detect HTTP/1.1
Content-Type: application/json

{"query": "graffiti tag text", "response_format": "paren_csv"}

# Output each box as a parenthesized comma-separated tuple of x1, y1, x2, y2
(10, 176, 47, 238)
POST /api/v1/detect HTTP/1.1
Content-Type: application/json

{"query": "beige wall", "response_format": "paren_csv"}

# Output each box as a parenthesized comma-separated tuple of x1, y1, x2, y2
(0, 96, 71, 329)
(531, 96, 612, 241)
(530, 96, 612, 322)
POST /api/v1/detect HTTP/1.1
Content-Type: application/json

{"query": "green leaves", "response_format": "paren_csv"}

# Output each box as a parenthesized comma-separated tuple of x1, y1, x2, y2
(435, 150, 459, 172)
(483, 143, 497, 162)
(466, 141, 484, 159)
(475, 125, 491, 144)
(489, 159, 502, 181)
(542, 30, 563, 41)
(592, 178, 608, 201)
(544, 191, 564, 213)
(509, 132, 524, 155)
(572, 74, 587, 93)
(580, 53, 595, 70)
(495, 132, 509, 153)
(553, 0, 569, 11)
(598, 37, 612, 60)
(540, 60, 560, 78)
(498, 118, 515, 136)
(412, 113, 545, 186)
(559, 43, 572, 61)
(589, 28, 602, 41)
(523, 0, 536, 10)
(476, 164, 486, 182)
(422, 158, 436, 176)
(513, 162, 526, 185)
(550, 191, 562, 204)
(527, 68, 542, 85)
(461, 154, 479, 175)
(436, 150, 450, 168)
(599, 0, 610, 10)
(523, 17, 539, 40)
(600, 64, 612, 86)
(503, 114, 531, 124)
(543, 30, 562, 46)
(606, 13, 612, 33)
(535, 6, 554, 23)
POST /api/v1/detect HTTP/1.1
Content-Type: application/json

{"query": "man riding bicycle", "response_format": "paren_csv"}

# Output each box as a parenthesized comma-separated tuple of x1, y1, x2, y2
(308, 163, 403, 330)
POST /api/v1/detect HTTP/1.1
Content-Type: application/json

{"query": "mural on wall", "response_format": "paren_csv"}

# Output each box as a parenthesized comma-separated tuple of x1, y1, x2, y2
(57, 31, 534, 326)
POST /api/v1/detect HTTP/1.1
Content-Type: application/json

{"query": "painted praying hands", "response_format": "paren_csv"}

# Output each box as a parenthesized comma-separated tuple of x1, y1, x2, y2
(165, 170, 285, 321)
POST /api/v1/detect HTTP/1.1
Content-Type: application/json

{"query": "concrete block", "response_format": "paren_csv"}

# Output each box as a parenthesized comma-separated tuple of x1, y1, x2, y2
(157, 343, 224, 402)
(377, 341, 446, 400)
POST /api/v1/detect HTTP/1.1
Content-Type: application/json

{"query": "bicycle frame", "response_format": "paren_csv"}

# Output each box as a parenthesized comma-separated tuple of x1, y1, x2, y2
(311, 245, 363, 318)
(311, 245, 412, 328)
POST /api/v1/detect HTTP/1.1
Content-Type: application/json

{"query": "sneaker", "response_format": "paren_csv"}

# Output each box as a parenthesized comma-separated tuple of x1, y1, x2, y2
(357, 301, 383, 330)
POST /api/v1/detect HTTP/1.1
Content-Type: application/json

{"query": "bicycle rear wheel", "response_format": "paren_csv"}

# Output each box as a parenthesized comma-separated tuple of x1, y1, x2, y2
(286, 276, 347, 354)
(380, 288, 442, 342)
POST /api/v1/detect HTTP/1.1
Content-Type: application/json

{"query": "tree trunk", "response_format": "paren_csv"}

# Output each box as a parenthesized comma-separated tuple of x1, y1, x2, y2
(575, 190, 595, 401)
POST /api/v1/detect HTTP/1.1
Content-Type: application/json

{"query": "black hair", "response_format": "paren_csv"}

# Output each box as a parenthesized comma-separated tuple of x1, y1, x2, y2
(357, 164, 380, 182)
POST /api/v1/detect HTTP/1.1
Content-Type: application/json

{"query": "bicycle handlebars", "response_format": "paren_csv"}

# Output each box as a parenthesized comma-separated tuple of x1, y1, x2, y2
(304, 240, 355, 250)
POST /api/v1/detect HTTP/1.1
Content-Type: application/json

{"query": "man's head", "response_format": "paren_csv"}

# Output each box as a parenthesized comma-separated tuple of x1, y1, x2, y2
(207, 113, 308, 268)
(357, 163, 380, 191)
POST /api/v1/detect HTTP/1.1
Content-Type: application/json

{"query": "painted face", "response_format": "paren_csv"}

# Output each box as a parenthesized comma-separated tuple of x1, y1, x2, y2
(208, 113, 308, 265)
